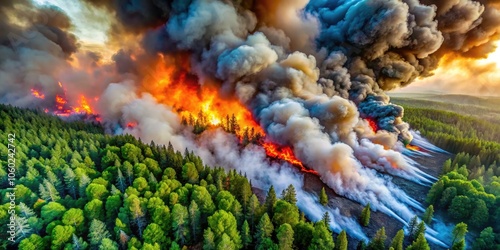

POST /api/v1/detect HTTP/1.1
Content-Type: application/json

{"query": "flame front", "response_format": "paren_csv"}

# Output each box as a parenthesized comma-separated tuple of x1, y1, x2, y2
(262, 142, 318, 175)
(143, 55, 263, 137)
(73, 95, 94, 114)
(406, 144, 421, 151)
(55, 95, 68, 111)
(366, 118, 378, 132)
(30, 84, 98, 116)
(139, 57, 314, 172)
(31, 89, 45, 99)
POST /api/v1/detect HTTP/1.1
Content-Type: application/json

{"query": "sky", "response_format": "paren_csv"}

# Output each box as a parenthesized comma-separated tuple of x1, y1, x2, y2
(392, 41, 500, 96)
(33, 0, 110, 46)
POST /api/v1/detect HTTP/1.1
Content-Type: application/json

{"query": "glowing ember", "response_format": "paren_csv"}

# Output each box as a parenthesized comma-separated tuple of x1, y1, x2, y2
(126, 122, 137, 128)
(55, 95, 67, 111)
(406, 144, 421, 151)
(31, 89, 45, 99)
(41, 82, 98, 116)
(262, 142, 318, 175)
(55, 95, 66, 104)
(366, 118, 378, 132)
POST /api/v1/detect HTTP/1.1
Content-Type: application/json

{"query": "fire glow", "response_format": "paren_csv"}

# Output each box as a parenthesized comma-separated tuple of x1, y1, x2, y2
(262, 142, 319, 175)
(366, 118, 378, 132)
(143, 55, 264, 137)
(142, 59, 317, 173)
(73, 95, 93, 114)
(55, 95, 68, 111)
(31, 89, 45, 99)
(127, 122, 137, 128)
(406, 144, 421, 151)
(30, 86, 98, 116)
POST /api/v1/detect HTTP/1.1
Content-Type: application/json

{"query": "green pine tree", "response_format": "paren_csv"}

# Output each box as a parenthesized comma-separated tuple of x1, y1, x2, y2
(335, 230, 348, 250)
(423, 205, 434, 224)
(406, 233, 430, 250)
(320, 187, 328, 206)
(390, 229, 404, 250)
(360, 203, 371, 227)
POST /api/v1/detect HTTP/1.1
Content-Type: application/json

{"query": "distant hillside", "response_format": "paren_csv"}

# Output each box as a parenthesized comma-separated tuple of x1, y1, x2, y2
(389, 93, 500, 123)
(390, 93, 500, 249)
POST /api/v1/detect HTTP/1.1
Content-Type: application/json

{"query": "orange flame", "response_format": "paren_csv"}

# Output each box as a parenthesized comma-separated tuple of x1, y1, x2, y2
(406, 144, 420, 151)
(50, 82, 97, 115)
(55, 95, 66, 104)
(73, 95, 93, 114)
(262, 142, 318, 175)
(31, 89, 45, 99)
(366, 118, 378, 132)
(141, 56, 311, 172)
(126, 122, 137, 128)
(55, 95, 67, 111)
(143, 55, 263, 137)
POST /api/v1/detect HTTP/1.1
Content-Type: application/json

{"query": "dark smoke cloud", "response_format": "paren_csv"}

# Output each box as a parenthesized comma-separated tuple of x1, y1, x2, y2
(112, 49, 139, 74)
(81, 0, 170, 30)
(0, 0, 79, 106)
(0, 0, 128, 110)
(0, 0, 78, 56)
(421, 0, 500, 57)
(309, 0, 444, 91)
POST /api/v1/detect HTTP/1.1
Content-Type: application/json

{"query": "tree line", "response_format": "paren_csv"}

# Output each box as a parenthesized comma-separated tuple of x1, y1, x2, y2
(401, 105, 500, 249)
(180, 111, 263, 145)
(403, 107, 500, 166)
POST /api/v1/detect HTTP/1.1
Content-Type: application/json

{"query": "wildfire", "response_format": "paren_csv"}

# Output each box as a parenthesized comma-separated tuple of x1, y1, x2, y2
(55, 95, 67, 111)
(126, 122, 137, 128)
(140, 56, 314, 173)
(406, 144, 421, 151)
(31, 89, 45, 99)
(29, 83, 98, 116)
(366, 118, 378, 132)
(262, 142, 319, 175)
(143, 55, 263, 137)
(73, 95, 93, 114)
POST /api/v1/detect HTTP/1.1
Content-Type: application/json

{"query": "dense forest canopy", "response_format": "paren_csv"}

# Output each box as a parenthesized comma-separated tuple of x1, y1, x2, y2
(0, 104, 352, 249)
(398, 101, 500, 250)
(2, 97, 500, 249)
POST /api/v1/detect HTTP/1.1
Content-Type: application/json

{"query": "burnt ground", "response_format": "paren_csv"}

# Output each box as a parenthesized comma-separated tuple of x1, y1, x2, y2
(301, 150, 452, 250)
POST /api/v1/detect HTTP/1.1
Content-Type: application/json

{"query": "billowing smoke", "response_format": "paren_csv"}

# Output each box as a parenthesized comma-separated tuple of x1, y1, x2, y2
(0, 0, 137, 112)
(1, 0, 499, 243)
